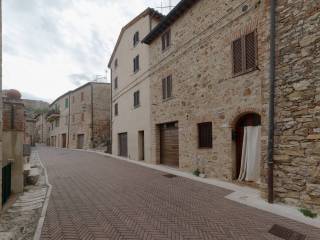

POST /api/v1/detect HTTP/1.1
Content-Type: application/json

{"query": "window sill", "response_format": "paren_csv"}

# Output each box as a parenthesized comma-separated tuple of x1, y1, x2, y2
(232, 67, 258, 78)
(162, 45, 172, 53)
(134, 105, 140, 109)
(162, 96, 174, 102)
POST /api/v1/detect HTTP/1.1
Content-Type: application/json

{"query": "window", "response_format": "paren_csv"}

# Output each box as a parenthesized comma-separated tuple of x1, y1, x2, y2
(114, 103, 118, 116)
(55, 119, 60, 128)
(161, 30, 171, 51)
(81, 113, 85, 121)
(133, 55, 140, 73)
(162, 75, 172, 100)
(65, 98, 69, 108)
(114, 77, 118, 89)
(115, 59, 118, 68)
(232, 30, 257, 76)
(198, 122, 212, 148)
(72, 96, 75, 104)
(133, 31, 139, 46)
(81, 92, 84, 101)
(133, 91, 140, 108)
(73, 134, 75, 140)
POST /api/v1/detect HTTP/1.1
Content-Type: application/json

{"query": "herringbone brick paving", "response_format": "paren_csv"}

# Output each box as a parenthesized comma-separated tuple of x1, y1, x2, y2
(38, 146, 320, 240)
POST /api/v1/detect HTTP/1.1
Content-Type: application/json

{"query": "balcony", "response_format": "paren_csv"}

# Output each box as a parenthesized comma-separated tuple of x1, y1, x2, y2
(47, 109, 60, 122)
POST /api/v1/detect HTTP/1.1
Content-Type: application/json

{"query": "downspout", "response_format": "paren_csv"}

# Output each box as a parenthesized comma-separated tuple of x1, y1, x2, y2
(67, 94, 71, 148)
(91, 83, 94, 148)
(109, 69, 113, 154)
(268, 0, 276, 204)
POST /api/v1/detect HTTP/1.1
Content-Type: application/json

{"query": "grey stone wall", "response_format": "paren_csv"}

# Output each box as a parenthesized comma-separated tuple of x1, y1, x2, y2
(274, 0, 320, 212)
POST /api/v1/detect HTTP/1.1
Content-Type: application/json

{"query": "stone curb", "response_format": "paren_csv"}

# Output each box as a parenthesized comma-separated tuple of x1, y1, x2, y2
(73, 148, 320, 229)
(33, 150, 53, 240)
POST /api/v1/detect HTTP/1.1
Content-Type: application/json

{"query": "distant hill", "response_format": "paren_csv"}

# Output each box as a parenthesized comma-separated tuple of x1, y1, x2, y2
(22, 99, 50, 118)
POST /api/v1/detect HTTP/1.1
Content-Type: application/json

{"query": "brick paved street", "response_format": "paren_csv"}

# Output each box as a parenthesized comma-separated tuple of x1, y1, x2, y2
(38, 146, 320, 240)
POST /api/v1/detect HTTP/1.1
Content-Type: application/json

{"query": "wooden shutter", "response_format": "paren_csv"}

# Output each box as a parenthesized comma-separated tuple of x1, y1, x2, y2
(198, 122, 212, 148)
(115, 103, 118, 116)
(245, 31, 257, 71)
(232, 38, 243, 75)
(162, 78, 167, 99)
(167, 75, 172, 98)
(161, 34, 166, 51)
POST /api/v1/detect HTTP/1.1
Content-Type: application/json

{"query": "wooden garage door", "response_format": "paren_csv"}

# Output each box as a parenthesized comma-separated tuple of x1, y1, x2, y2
(118, 133, 128, 157)
(160, 122, 179, 166)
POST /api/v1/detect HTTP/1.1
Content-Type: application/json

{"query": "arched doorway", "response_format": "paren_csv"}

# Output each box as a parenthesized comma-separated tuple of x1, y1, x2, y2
(233, 113, 261, 180)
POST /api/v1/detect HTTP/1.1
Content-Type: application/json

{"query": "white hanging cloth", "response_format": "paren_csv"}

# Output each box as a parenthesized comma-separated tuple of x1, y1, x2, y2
(238, 126, 261, 182)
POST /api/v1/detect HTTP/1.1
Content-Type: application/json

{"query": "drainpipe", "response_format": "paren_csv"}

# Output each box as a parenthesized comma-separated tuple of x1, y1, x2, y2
(67, 94, 71, 148)
(268, 0, 276, 204)
(91, 83, 94, 148)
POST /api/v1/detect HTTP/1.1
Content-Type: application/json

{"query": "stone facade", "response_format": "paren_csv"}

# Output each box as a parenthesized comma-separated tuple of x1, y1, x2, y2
(142, 0, 320, 212)
(147, 0, 270, 183)
(35, 113, 50, 145)
(273, 1, 320, 212)
(2, 92, 25, 203)
(48, 82, 111, 150)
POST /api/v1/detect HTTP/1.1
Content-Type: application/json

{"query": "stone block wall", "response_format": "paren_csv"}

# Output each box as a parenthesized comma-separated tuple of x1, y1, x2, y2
(148, 0, 271, 184)
(274, 0, 320, 212)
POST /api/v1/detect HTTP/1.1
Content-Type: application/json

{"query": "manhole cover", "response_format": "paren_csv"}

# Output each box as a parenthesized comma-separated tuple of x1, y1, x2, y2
(269, 224, 306, 240)
(163, 174, 177, 178)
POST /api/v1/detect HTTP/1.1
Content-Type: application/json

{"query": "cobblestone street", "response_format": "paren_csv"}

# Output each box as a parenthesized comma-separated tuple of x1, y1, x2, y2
(38, 146, 320, 240)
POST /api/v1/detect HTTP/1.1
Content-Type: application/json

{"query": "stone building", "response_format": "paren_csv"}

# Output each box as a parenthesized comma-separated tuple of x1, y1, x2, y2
(1, 90, 25, 206)
(108, 8, 163, 161)
(141, 0, 320, 212)
(273, 1, 320, 212)
(48, 82, 111, 150)
(35, 113, 50, 145)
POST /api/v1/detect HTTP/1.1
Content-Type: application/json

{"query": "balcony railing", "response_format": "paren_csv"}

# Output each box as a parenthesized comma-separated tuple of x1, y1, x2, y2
(47, 109, 60, 122)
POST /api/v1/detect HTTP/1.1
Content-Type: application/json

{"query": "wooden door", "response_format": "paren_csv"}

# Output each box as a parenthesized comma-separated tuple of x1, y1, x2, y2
(119, 133, 128, 157)
(77, 134, 85, 149)
(62, 134, 67, 148)
(160, 122, 179, 167)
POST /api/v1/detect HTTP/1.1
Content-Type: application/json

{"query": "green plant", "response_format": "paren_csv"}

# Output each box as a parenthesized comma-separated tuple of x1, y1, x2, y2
(299, 208, 318, 219)
(193, 168, 200, 177)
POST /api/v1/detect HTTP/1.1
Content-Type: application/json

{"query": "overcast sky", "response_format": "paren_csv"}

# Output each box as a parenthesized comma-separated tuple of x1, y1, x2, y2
(3, 0, 179, 102)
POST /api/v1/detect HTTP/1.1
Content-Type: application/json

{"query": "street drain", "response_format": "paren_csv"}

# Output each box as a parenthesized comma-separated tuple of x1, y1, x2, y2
(163, 174, 177, 178)
(268, 224, 306, 240)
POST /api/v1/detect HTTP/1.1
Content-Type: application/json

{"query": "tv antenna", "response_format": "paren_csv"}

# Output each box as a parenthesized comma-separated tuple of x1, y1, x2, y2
(156, 0, 174, 13)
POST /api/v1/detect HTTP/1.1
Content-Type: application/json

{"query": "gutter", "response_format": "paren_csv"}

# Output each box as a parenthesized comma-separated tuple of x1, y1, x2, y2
(268, 0, 276, 204)
(91, 83, 94, 148)
(67, 94, 71, 148)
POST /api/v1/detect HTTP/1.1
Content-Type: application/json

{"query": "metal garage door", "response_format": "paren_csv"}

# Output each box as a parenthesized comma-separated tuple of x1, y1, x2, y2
(118, 133, 128, 157)
(160, 122, 179, 167)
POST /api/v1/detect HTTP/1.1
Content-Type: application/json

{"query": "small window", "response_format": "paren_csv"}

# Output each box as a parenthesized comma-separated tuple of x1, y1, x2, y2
(232, 30, 257, 76)
(81, 92, 84, 101)
(115, 59, 118, 68)
(133, 31, 139, 46)
(198, 122, 212, 148)
(133, 91, 140, 108)
(81, 113, 85, 121)
(133, 55, 140, 73)
(161, 30, 171, 51)
(114, 103, 118, 116)
(55, 119, 60, 128)
(162, 75, 172, 100)
(114, 77, 118, 89)
(65, 98, 69, 108)
(72, 96, 75, 104)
